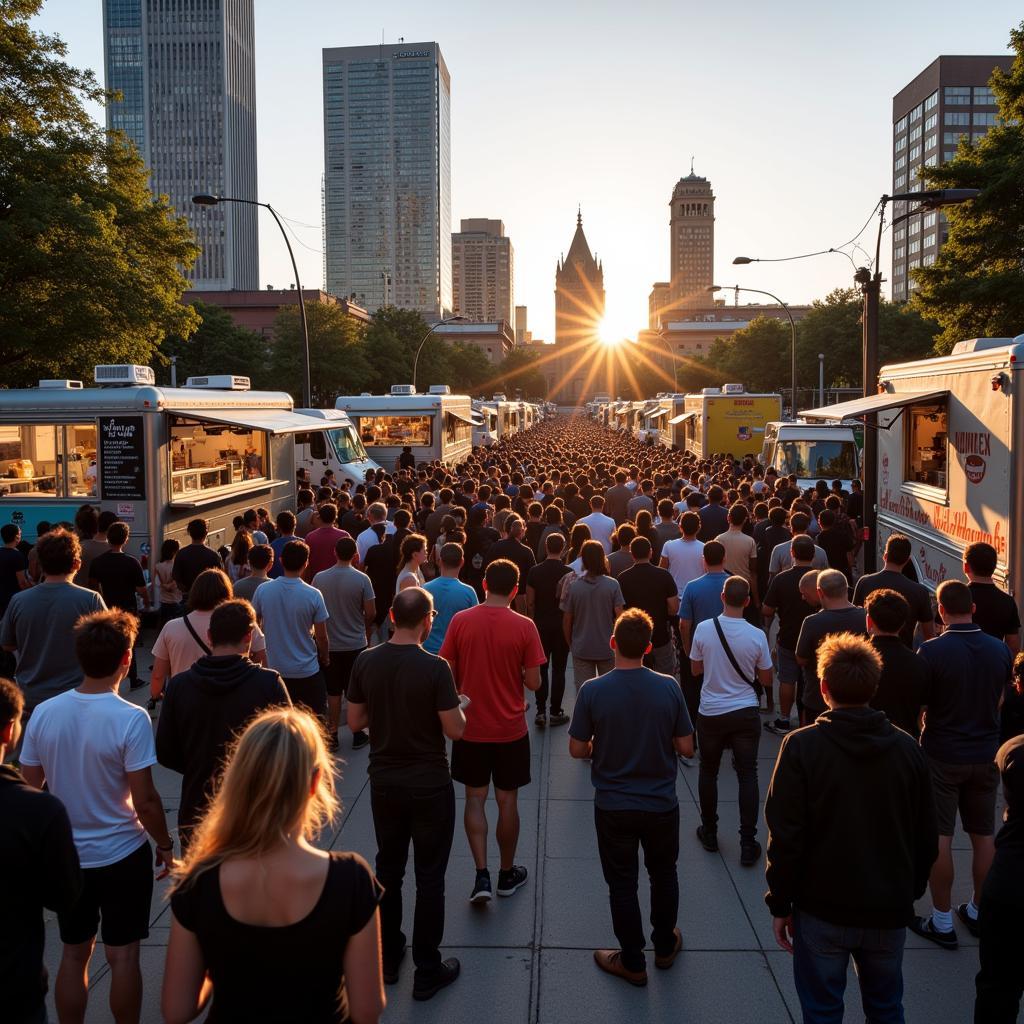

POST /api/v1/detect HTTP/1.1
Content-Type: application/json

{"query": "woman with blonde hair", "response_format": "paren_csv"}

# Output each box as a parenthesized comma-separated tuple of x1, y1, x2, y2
(162, 707, 384, 1024)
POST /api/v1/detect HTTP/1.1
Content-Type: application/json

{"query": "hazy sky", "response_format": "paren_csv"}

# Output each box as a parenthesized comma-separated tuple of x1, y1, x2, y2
(34, 1, 1018, 342)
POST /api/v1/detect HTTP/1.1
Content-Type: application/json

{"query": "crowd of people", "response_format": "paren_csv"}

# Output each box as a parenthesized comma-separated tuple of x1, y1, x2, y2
(1, 413, 1022, 1024)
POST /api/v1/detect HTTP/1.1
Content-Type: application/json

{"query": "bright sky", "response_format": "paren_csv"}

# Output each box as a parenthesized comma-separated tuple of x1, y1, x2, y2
(34, 1, 1018, 343)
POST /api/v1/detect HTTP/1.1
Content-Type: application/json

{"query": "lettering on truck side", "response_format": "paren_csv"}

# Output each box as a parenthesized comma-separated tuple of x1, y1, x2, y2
(879, 487, 1007, 557)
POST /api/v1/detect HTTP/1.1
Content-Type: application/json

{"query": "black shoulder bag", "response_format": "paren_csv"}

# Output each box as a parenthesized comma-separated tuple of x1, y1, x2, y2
(712, 616, 764, 699)
(182, 613, 212, 657)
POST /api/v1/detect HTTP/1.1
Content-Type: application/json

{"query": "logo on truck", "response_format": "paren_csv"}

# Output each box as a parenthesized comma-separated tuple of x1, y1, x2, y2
(953, 430, 990, 485)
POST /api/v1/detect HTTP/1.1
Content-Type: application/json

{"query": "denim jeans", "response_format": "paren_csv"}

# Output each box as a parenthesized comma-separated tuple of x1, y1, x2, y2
(594, 804, 680, 973)
(536, 619, 569, 714)
(370, 782, 455, 976)
(696, 706, 761, 841)
(792, 909, 906, 1023)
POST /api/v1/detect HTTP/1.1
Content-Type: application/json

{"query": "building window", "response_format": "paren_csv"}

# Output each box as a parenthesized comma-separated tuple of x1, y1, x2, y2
(944, 86, 972, 105)
(923, 212, 937, 228)
(905, 399, 948, 489)
(909, 239, 921, 254)
(923, 253, 937, 266)
(909, 145, 921, 161)
(357, 415, 432, 448)
(944, 111, 970, 126)
(894, 115, 908, 133)
(924, 233, 937, 247)
(925, 133, 937, 151)
(894, 155, 906, 170)
(925, 113, 938, 131)
(169, 418, 267, 499)
(894, 246, 905, 260)
(909, 125, 923, 142)
(893, 174, 906, 189)
(910, 103, 923, 122)
(973, 86, 996, 106)
(973, 112, 997, 127)
(894, 135, 907, 152)
(894, 227, 906, 241)
(944, 131, 968, 145)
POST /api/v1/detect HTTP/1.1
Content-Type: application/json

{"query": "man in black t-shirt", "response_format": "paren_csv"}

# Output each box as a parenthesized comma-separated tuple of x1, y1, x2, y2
(618, 537, 679, 677)
(526, 532, 572, 726)
(816, 509, 854, 582)
(964, 541, 1021, 653)
(853, 535, 935, 649)
(172, 518, 222, 598)
(864, 589, 929, 737)
(484, 515, 536, 613)
(347, 587, 466, 1000)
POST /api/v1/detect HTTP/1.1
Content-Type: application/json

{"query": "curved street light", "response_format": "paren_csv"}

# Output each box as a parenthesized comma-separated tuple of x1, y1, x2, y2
(192, 193, 312, 407)
(411, 315, 469, 393)
(733, 248, 859, 273)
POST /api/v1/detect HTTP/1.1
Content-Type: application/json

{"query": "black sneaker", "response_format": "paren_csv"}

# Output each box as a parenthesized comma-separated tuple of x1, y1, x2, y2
(469, 869, 492, 904)
(909, 915, 958, 950)
(129, 677, 147, 691)
(351, 730, 370, 750)
(534, 712, 547, 728)
(740, 840, 762, 867)
(412, 957, 461, 1001)
(955, 903, 981, 938)
(548, 711, 570, 727)
(496, 865, 529, 897)
(382, 943, 406, 984)
(696, 826, 719, 853)
(764, 718, 792, 736)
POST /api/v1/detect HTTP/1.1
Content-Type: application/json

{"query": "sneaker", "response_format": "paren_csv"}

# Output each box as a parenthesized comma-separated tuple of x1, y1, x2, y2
(469, 869, 492, 904)
(593, 949, 648, 987)
(764, 718, 792, 736)
(955, 903, 981, 938)
(351, 730, 370, 750)
(909, 915, 958, 950)
(696, 825, 719, 853)
(497, 865, 529, 897)
(548, 711, 570, 727)
(412, 957, 461, 1001)
(740, 840, 762, 867)
(654, 927, 683, 969)
(534, 712, 547, 728)
(382, 943, 406, 985)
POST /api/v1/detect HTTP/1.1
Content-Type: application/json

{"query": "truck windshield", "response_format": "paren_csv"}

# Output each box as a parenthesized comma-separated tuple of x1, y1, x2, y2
(327, 425, 369, 463)
(775, 440, 857, 479)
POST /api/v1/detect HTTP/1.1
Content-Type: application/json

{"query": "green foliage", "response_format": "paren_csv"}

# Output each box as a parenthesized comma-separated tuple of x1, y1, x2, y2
(912, 24, 1024, 353)
(0, 0, 200, 388)
(493, 348, 547, 400)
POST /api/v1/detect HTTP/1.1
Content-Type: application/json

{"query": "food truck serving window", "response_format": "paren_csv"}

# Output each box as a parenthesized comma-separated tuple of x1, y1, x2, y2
(0, 424, 98, 498)
(169, 417, 267, 498)
(905, 400, 948, 490)
(358, 415, 432, 447)
(445, 412, 472, 447)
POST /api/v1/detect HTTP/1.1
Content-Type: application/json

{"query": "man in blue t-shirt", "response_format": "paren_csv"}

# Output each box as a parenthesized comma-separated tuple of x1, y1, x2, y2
(423, 542, 478, 655)
(569, 608, 694, 986)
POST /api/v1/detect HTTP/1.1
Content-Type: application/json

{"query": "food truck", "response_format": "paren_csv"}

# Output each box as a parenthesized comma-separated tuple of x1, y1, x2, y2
(472, 401, 499, 447)
(758, 420, 861, 491)
(800, 337, 1024, 598)
(292, 408, 381, 486)
(674, 385, 782, 459)
(0, 365, 334, 557)
(336, 385, 474, 468)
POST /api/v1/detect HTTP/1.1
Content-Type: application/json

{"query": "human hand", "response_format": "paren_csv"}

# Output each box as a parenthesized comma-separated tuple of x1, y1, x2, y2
(155, 844, 176, 880)
(772, 915, 794, 953)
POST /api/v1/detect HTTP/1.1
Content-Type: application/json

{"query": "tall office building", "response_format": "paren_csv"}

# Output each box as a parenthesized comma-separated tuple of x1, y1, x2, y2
(451, 219, 514, 324)
(323, 42, 452, 319)
(669, 167, 715, 305)
(102, 0, 259, 290)
(891, 55, 1012, 301)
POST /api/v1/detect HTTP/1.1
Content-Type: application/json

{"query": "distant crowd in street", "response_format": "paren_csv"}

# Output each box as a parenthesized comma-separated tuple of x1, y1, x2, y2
(1, 413, 1022, 1024)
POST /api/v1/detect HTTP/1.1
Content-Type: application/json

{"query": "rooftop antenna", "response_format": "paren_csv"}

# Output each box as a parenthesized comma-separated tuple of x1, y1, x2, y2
(690, 155, 695, 175)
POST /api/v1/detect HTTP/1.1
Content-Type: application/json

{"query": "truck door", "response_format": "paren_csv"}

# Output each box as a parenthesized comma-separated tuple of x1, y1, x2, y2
(295, 431, 328, 476)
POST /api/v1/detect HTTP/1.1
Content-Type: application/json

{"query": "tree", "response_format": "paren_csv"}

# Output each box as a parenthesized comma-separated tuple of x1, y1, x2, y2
(913, 26, 1024, 353)
(445, 341, 493, 393)
(701, 317, 793, 393)
(493, 348, 547, 400)
(0, 0, 200, 387)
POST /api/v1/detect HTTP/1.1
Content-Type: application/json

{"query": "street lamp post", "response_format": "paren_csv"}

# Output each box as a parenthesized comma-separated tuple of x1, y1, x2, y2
(411, 315, 468, 393)
(652, 329, 678, 389)
(192, 194, 312, 407)
(707, 284, 797, 416)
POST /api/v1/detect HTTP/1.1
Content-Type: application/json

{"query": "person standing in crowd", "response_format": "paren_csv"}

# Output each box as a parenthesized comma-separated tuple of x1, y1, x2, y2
(232, 544, 273, 603)
(767, 512, 827, 579)
(618, 537, 679, 676)
(660, 511, 705, 599)
(853, 534, 935, 648)
(604, 471, 632, 525)
(423, 542, 478, 656)
(73, 505, 108, 588)
(607, 523, 637, 577)
(171, 518, 222, 600)
(754, 506, 789, 602)
(440, 560, 545, 904)
(347, 588, 466, 1001)
(313, 537, 376, 751)
(562, 540, 625, 685)
(395, 533, 429, 593)
(302, 503, 350, 581)
(162, 708, 385, 1024)
(357, 502, 396, 565)
(0, 676, 82, 1024)
(485, 515, 536, 613)
(1, 529, 106, 714)
(765, 633, 937, 1024)
(151, 538, 182, 624)
(626, 479, 655, 520)
(156, 600, 291, 851)
(569, 609, 694, 986)
(814, 509, 855, 581)
(697, 485, 729, 542)
(690, 575, 772, 865)
(578, 495, 617, 553)
(252, 540, 331, 722)
(963, 541, 1021, 652)
(911, 579, 1012, 950)
(0, 524, 30, 677)
(20, 611, 176, 1024)
(89, 521, 150, 690)
(294, 488, 319, 538)
(269, 510, 297, 579)
(526, 532, 573, 728)
(716, 503, 760, 625)
(363, 523, 399, 645)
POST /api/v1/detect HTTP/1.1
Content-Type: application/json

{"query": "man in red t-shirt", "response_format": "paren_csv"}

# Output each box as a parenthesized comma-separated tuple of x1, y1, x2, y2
(440, 558, 545, 904)
(302, 503, 352, 581)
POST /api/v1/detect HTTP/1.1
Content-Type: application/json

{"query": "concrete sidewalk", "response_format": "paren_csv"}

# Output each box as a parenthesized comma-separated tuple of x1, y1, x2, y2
(42, 664, 1011, 1023)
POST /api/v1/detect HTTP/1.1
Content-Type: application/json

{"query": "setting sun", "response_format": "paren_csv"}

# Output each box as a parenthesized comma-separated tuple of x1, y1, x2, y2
(598, 321, 625, 346)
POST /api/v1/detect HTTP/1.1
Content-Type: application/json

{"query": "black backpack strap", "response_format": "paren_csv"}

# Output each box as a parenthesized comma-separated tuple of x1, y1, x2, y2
(182, 613, 212, 657)
(712, 616, 763, 697)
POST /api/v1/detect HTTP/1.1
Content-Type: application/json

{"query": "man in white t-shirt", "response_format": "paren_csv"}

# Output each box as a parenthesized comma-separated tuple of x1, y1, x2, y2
(660, 511, 705, 597)
(767, 511, 828, 580)
(577, 495, 617, 554)
(690, 575, 772, 868)
(20, 609, 176, 1024)
(355, 501, 397, 564)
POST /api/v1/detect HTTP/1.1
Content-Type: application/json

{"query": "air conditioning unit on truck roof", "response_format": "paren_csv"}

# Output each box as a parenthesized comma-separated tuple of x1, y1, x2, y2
(184, 375, 251, 391)
(94, 364, 156, 386)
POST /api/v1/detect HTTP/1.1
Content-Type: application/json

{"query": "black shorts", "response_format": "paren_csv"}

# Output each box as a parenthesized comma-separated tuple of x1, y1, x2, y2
(324, 649, 365, 697)
(58, 840, 153, 946)
(927, 756, 999, 836)
(451, 734, 531, 791)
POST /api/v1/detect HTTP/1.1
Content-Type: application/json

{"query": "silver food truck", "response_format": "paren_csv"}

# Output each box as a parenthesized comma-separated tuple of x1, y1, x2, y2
(759, 420, 861, 492)
(293, 408, 381, 486)
(336, 385, 474, 469)
(0, 365, 334, 559)
(801, 337, 1024, 601)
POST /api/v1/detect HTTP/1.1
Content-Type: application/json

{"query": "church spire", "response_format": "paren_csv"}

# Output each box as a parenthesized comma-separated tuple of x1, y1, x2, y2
(577, 204, 582, 228)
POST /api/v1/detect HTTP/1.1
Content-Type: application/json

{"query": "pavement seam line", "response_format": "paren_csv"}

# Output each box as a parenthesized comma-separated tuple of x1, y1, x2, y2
(528, 718, 553, 1024)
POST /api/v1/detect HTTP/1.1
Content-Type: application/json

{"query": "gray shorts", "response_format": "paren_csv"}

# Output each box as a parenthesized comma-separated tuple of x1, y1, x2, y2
(646, 640, 678, 678)
(776, 645, 800, 686)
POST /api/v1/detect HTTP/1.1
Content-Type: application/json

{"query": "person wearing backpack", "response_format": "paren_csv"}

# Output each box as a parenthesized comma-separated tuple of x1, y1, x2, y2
(689, 575, 773, 866)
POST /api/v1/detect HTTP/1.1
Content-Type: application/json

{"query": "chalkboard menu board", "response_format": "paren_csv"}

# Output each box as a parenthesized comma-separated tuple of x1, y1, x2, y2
(99, 417, 146, 500)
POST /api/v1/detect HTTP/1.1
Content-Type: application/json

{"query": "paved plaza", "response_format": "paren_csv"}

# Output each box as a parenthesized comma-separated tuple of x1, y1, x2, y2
(41, 651, 1012, 1023)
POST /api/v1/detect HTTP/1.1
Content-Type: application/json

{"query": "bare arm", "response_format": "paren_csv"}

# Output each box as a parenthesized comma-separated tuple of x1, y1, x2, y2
(347, 701, 369, 733)
(21, 764, 45, 789)
(658, 556, 669, 570)
(343, 910, 385, 1024)
(673, 734, 695, 758)
(438, 705, 467, 740)
(126, 766, 174, 860)
(161, 916, 214, 1024)
(525, 584, 537, 619)
(151, 656, 170, 701)
(136, 584, 151, 611)
(562, 611, 573, 649)
(758, 667, 773, 687)
(678, 618, 693, 657)
(523, 665, 541, 693)
(667, 595, 680, 617)
(364, 599, 376, 645)
(569, 736, 592, 759)
(314, 621, 330, 666)
(690, 658, 704, 677)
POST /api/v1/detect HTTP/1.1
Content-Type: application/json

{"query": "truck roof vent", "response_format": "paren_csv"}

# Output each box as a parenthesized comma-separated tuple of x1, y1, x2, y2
(39, 379, 84, 389)
(721, 383, 745, 394)
(427, 384, 450, 395)
(184, 375, 251, 391)
(701, 387, 721, 395)
(94, 364, 155, 386)
(950, 338, 1014, 355)
(492, 393, 507, 401)
(391, 384, 416, 396)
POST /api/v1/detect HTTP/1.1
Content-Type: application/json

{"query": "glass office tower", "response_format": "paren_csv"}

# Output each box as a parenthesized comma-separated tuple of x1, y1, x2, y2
(323, 42, 452, 319)
(102, 0, 259, 290)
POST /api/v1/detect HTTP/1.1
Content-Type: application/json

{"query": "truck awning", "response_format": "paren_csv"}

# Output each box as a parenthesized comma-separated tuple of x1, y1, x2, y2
(470, 413, 485, 426)
(445, 408, 475, 424)
(647, 409, 668, 420)
(479, 405, 498, 416)
(799, 389, 949, 421)
(164, 407, 337, 436)
(668, 411, 697, 426)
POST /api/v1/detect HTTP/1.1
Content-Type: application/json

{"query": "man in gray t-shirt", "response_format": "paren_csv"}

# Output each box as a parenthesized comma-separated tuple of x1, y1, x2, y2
(561, 542, 625, 688)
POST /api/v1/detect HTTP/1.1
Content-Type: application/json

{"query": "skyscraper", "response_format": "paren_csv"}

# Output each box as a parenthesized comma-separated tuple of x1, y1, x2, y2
(554, 210, 604, 347)
(451, 219, 514, 324)
(891, 56, 1012, 302)
(102, 0, 259, 290)
(322, 42, 452, 319)
(669, 166, 715, 305)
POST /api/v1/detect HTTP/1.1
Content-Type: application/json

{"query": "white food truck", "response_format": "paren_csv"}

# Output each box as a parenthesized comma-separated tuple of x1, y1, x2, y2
(336, 385, 474, 469)
(472, 402, 499, 447)
(801, 337, 1024, 597)
(292, 408, 381, 486)
(0, 365, 334, 558)
(759, 420, 861, 491)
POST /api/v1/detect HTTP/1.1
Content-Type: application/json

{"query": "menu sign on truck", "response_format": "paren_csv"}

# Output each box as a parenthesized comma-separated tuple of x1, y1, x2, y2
(100, 417, 145, 500)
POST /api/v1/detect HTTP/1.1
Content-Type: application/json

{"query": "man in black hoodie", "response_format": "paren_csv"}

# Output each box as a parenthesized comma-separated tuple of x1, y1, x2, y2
(764, 632, 937, 1024)
(156, 600, 290, 849)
